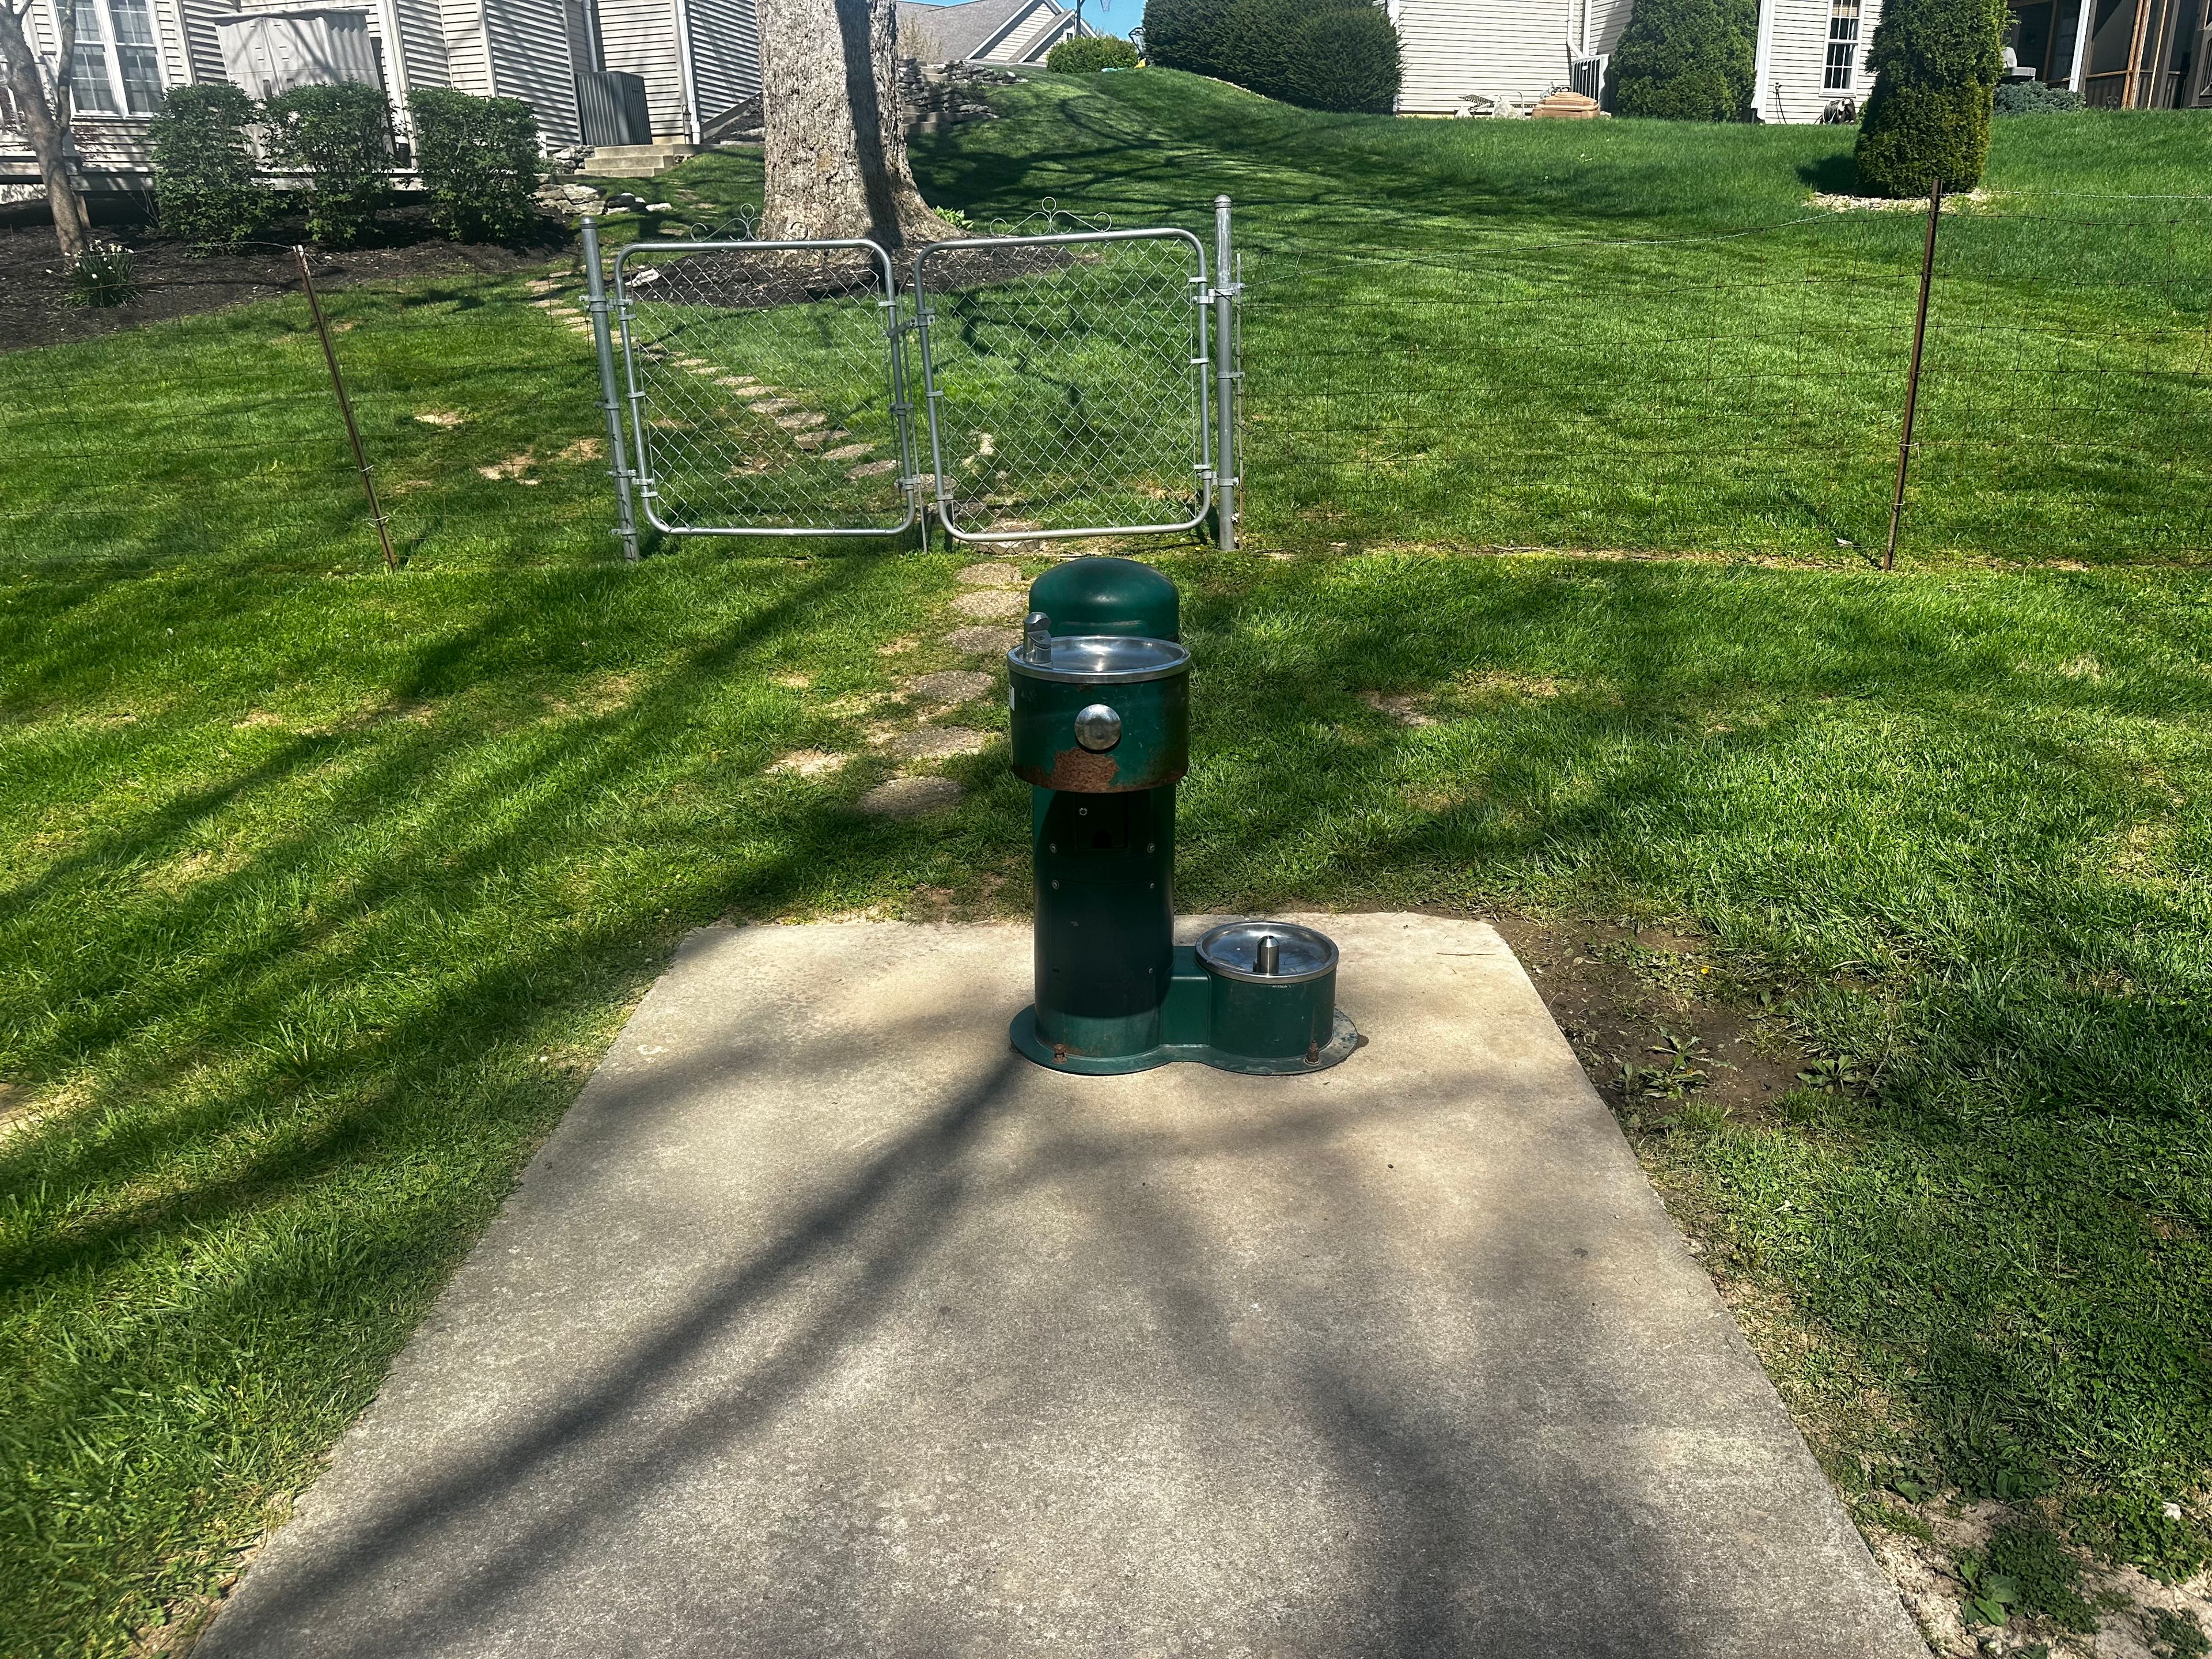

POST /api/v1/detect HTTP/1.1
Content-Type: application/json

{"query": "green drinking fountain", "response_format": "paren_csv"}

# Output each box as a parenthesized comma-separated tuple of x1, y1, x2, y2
(1005, 556, 1359, 1075)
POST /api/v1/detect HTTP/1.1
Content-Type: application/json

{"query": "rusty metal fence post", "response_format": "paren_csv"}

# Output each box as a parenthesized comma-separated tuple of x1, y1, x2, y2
(1884, 180, 1944, 572)
(294, 245, 397, 571)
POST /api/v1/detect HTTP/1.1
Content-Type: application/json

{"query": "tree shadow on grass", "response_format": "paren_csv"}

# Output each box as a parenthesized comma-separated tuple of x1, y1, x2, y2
(3, 545, 2211, 1649)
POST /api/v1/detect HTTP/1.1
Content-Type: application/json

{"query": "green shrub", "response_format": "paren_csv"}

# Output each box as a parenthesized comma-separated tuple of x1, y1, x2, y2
(1047, 35, 1141, 71)
(1148, 0, 1399, 111)
(1992, 78, 2086, 113)
(1853, 0, 2006, 196)
(1609, 0, 1759, 119)
(147, 82, 274, 244)
(1226, 0, 1400, 111)
(262, 81, 393, 248)
(1141, 0, 1237, 77)
(407, 87, 544, 243)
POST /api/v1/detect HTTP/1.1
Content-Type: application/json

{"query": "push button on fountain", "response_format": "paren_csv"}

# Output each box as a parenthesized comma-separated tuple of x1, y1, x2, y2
(1074, 704, 1122, 751)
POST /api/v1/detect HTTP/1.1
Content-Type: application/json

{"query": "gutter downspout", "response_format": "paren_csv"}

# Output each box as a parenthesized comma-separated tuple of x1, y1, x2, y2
(1751, 0, 1778, 118)
(2067, 0, 2094, 86)
(672, 0, 700, 145)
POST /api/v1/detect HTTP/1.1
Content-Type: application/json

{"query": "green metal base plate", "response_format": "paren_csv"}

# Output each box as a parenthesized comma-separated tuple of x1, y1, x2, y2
(1010, 1005, 1361, 1077)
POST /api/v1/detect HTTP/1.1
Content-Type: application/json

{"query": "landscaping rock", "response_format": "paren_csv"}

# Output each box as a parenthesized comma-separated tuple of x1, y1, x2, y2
(952, 589, 1027, 619)
(901, 671, 993, 704)
(887, 726, 988, 759)
(855, 775, 963, 816)
(942, 627, 1018, 655)
(955, 563, 1024, 588)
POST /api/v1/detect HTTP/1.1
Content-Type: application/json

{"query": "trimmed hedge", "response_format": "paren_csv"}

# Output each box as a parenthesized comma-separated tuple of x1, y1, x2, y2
(1047, 35, 1141, 70)
(1142, 0, 1399, 112)
(408, 87, 544, 243)
(262, 81, 393, 248)
(147, 82, 274, 244)
(1609, 0, 1758, 120)
(1854, 0, 2007, 196)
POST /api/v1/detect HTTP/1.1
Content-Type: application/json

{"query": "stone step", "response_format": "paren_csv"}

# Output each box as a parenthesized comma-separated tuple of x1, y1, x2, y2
(581, 143, 701, 177)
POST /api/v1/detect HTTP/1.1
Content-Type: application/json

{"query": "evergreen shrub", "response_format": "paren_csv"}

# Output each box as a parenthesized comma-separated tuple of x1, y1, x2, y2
(1609, 0, 1759, 120)
(1853, 0, 2007, 195)
(408, 87, 545, 243)
(1142, 0, 1237, 77)
(1991, 78, 2086, 113)
(1047, 35, 1141, 70)
(147, 83, 274, 244)
(1145, 0, 1399, 112)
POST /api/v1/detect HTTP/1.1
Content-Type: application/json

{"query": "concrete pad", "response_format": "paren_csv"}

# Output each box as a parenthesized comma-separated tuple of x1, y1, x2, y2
(199, 915, 1923, 1659)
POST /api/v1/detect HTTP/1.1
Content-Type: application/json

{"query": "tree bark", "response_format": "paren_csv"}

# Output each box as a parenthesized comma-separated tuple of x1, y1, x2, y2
(0, 0, 90, 259)
(756, 0, 952, 247)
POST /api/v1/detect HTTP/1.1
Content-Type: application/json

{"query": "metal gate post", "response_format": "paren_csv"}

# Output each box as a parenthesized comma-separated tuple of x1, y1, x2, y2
(1212, 195, 1239, 552)
(580, 214, 642, 563)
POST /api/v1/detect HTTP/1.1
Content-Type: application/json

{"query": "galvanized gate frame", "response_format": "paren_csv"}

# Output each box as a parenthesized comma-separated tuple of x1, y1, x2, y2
(594, 228, 923, 551)
(582, 199, 1243, 560)
(910, 223, 1215, 546)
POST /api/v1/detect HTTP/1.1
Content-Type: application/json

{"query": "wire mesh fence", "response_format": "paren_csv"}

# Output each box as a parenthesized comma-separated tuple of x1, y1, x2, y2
(1235, 194, 2212, 564)
(1, 194, 2207, 572)
(913, 228, 1213, 541)
(0, 237, 624, 569)
(613, 238, 916, 537)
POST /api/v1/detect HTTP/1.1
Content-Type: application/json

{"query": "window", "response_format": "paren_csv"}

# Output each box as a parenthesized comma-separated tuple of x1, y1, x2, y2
(1824, 0, 1862, 88)
(69, 0, 164, 116)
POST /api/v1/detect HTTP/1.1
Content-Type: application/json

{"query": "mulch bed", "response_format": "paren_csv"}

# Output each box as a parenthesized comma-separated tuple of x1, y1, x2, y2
(0, 209, 567, 354)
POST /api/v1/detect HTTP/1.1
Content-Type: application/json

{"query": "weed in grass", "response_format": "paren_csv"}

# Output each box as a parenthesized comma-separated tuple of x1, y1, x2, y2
(2150, 1608, 2211, 1659)
(1985, 1519, 2100, 1634)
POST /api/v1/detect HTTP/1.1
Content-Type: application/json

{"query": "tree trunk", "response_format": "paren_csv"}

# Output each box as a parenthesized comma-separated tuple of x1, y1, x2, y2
(0, 0, 90, 259)
(756, 0, 952, 247)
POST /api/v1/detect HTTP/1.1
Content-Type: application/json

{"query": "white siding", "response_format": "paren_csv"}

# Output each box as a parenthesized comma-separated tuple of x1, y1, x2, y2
(485, 0, 581, 137)
(984, 1, 1064, 59)
(1391, 0, 1575, 112)
(597, 0, 689, 138)
(1584, 0, 1634, 54)
(439, 0, 494, 96)
(685, 0, 760, 123)
(1756, 0, 1881, 119)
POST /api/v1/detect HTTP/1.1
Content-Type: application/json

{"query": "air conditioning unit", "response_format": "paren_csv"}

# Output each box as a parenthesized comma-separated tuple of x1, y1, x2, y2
(217, 10, 380, 101)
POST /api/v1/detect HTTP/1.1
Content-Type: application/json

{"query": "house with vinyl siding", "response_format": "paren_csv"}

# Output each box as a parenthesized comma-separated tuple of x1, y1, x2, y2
(1387, 0, 2207, 118)
(0, 0, 762, 198)
(896, 0, 1096, 66)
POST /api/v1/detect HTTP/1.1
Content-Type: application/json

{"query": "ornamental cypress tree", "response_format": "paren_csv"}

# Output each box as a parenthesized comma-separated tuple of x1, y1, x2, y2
(1609, 0, 1758, 120)
(1853, 0, 2007, 196)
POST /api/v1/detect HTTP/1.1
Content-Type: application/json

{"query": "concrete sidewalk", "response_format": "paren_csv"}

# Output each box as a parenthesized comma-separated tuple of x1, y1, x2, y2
(199, 914, 1925, 1659)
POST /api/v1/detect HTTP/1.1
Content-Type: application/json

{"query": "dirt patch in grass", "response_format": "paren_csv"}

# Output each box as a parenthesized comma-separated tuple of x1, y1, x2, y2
(1486, 912, 1809, 1128)
(0, 213, 564, 354)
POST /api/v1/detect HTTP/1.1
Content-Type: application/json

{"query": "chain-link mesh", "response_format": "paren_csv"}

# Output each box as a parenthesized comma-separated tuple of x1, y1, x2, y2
(615, 241, 914, 535)
(915, 229, 1211, 540)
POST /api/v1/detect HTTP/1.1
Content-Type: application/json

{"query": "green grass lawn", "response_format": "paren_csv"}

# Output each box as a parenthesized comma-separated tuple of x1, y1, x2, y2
(2, 79, 2210, 1658)
(915, 74, 2212, 562)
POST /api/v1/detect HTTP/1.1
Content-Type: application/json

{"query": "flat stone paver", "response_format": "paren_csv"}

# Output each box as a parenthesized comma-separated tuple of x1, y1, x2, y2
(199, 915, 1923, 1659)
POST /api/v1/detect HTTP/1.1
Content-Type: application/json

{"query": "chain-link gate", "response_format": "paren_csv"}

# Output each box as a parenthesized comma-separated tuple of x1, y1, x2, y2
(603, 233, 921, 542)
(912, 227, 1214, 543)
(584, 204, 1236, 559)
